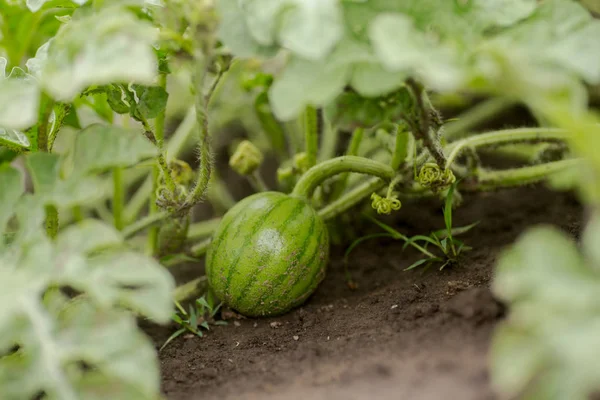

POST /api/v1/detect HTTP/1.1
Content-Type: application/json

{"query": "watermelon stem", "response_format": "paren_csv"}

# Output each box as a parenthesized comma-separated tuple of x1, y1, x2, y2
(444, 127, 569, 170)
(291, 155, 395, 199)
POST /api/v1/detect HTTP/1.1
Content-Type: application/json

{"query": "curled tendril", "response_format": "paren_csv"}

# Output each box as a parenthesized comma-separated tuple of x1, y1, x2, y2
(229, 140, 264, 176)
(417, 163, 456, 190)
(370, 193, 402, 215)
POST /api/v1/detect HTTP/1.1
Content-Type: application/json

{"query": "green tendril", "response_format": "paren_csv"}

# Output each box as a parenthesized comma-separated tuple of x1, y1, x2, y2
(417, 162, 456, 191)
(370, 192, 402, 215)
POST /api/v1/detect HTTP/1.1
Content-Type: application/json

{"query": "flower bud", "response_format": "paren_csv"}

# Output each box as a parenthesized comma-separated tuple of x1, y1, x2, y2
(229, 140, 264, 176)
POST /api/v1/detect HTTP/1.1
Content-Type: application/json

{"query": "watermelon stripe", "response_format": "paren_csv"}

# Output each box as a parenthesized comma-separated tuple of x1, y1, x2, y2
(286, 224, 324, 296)
(222, 197, 291, 298)
(289, 235, 328, 308)
(206, 205, 247, 285)
(264, 224, 323, 313)
(248, 210, 318, 314)
(208, 195, 284, 288)
(231, 199, 307, 305)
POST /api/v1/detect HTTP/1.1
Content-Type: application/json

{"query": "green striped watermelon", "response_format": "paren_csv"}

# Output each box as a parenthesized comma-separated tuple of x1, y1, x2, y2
(206, 191, 329, 317)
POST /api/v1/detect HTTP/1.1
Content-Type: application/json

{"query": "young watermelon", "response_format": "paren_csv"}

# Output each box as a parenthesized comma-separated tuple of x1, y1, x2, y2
(206, 191, 329, 317)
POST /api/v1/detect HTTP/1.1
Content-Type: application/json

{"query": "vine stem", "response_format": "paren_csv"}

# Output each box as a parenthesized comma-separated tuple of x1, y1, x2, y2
(443, 97, 515, 141)
(187, 217, 221, 240)
(391, 125, 409, 170)
(405, 79, 446, 167)
(124, 106, 197, 224)
(182, 35, 229, 211)
(112, 167, 124, 231)
(173, 277, 208, 302)
(146, 73, 169, 253)
(248, 172, 269, 192)
(304, 105, 319, 168)
(444, 127, 569, 169)
(37, 93, 59, 239)
(471, 158, 582, 190)
(291, 156, 395, 199)
(147, 165, 160, 254)
(122, 211, 169, 239)
(330, 127, 364, 199)
(318, 177, 386, 221)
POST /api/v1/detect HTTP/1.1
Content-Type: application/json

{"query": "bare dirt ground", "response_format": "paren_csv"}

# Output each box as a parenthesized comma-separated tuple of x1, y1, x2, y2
(147, 184, 581, 400)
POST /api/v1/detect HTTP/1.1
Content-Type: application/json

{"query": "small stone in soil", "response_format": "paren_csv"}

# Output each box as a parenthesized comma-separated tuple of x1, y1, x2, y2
(391, 304, 398, 309)
(293, 335, 299, 341)
(270, 321, 282, 328)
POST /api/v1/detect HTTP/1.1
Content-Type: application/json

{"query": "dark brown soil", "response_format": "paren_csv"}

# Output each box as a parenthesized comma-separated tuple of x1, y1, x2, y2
(148, 185, 581, 400)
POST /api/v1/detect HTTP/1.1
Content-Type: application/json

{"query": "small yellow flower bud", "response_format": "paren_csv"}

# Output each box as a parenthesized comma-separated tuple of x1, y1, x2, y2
(229, 140, 264, 176)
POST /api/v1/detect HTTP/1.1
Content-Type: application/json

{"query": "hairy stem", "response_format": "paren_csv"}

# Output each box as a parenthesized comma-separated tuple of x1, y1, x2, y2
(292, 156, 394, 199)
(122, 211, 169, 239)
(190, 237, 212, 257)
(471, 158, 582, 190)
(153, 74, 177, 196)
(147, 165, 160, 255)
(182, 55, 227, 210)
(330, 127, 364, 199)
(174, 277, 208, 302)
(254, 91, 287, 156)
(406, 79, 446, 167)
(318, 178, 387, 221)
(444, 97, 515, 141)
(304, 105, 319, 168)
(187, 218, 222, 240)
(37, 94, 59, 238)
(45, 205, 58, 239)
(445, 127, 569, 169)
(391, 126, 410, 170)
(319, 117, 338, 162)
(112, 167, 124, 231)
(248, 172, 269, 192)
(124, 106, 197, 224)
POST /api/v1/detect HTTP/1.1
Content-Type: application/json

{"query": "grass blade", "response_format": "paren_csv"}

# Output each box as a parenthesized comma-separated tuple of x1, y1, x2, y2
(364, 214, 407, 240)
(402, 235, 440, 250)
(345, 233, 398, 262)
(404, 258, 431, 271)
(160, 328, 186, 351)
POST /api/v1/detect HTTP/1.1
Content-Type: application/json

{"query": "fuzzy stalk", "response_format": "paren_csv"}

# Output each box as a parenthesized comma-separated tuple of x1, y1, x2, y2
(182, 56, 226, 210)
(187, 218, 222, 240)
(147, 165, 160, 254)
(292, 155, 394, 199)
(330, 127, 364, 199)
(112, 167, 125, 231)
(391, 126, 410, 170)
(405, 79, 446, 167)
(304, 105, 319, 168)
(122, 211, 169, 239)
(472, 158, 582, 190)
(444, 97, 515, 141)
(124, 106, 197, 224)
(174, 277, 208, 302)
(445, 127, 569, 169)
(318, 177, 387, 221)
(37, 93, 59, 239)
